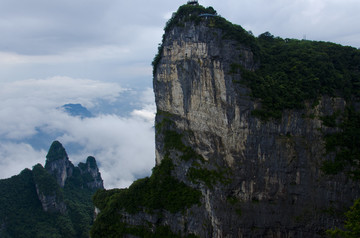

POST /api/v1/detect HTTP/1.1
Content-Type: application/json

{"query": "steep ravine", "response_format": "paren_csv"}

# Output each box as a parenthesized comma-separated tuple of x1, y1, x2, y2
(91, 4, 360, 238)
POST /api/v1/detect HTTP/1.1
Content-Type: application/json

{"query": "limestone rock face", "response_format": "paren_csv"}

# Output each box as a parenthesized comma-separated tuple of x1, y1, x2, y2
(90, 6, 359, 238)
(32, 163, 68, 214)
(79, 156, 104, 190)
(45, 141, 74, 187)
(44, 141, 104, 190)
(151, 20, 360, 237)
(35, 184, 67, 214)
(35, 141, 103, 214)
(154, 21, 257, 167)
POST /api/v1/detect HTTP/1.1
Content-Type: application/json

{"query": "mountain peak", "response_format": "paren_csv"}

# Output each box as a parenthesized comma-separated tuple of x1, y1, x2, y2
(45, 140, 68, 163)
(0, 141, 105, 237)
(78, 156, 104, 190)
(86, 156, 97, 169)
(45, 141, 73, 187)
(61, 103, 93, 118)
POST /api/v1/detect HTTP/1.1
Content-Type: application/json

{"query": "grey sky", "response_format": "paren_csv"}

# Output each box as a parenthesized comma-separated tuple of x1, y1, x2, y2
(1, 0, 359, 81)
(0, 0, 359, 188)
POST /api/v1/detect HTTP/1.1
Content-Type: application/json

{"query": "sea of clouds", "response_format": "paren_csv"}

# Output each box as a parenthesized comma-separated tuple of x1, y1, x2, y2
(0, 76, 155, 188)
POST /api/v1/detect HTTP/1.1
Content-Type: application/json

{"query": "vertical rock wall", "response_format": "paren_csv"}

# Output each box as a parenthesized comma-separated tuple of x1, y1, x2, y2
(152, 21, 359, 237)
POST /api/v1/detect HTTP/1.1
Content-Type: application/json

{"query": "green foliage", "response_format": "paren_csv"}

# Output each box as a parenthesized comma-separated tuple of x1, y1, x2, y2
(64, 176, 96, 238)
(45, 141, 68, 163)
(91, 111, 203, 236)
(152, 4, 216, 76)
(93, 158, 201, 215)
(238, 37, 360, 119)
(122, 224, 199, 238)
(91, 188, 122, 211)
(0, 169, 67, 238)
(323, 107, 360, 236)
(0, 161, 100, 237)
(152, 43, 164, 76)
(91, 158, 202, 237)
(163, 4, 217, 33)
(226, 196, 242, 217)
(187, 167, 231, 189)
(211, 15, 258, 57)
(153, 4, 360, 120)
(320, 111, 341, 128)
(157, 110, 204, 162)
(67, 167, 93, 188)
(86, 156, 97, 169)
(91, 222, 199, 238)
(163, 130, 203, 161)
(32, 164, 63, 198)
(152, 3, 258, 77)
(327, 199, 360, 238)
(321, 107, 360, 180)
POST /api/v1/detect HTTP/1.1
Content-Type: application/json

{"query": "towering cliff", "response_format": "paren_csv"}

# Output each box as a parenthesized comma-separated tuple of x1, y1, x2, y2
(91, 4, 360, 237)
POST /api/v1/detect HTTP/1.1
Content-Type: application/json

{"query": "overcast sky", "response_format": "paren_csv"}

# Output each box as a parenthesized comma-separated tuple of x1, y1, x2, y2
(0, 0, 359, 188)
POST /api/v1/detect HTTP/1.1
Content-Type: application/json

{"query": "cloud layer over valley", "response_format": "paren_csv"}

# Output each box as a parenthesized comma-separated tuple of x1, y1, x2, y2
(0, 77, 155, 188)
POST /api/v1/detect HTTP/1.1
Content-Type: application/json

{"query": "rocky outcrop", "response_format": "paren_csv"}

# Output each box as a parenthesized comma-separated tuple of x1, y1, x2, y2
(91, 4, 360, 238)
(45, 141, 74, 187)
(44, 141, 103, 190)
(151, 15, 360, 237)
(78, 156, 104, 190)
(35, 184, 67, 214)
(153, 19, 359, 236)
(0, 142, 104, 237)
(35, 141, 103, 214)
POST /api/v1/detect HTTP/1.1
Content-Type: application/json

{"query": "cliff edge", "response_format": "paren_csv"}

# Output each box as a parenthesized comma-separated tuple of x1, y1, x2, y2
(91, 4, 360, 238)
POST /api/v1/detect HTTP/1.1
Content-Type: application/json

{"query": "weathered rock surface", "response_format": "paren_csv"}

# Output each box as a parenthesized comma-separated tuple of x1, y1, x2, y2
(44, 141, 104, 190)
(79, 156, 104, 190)
(0, 141, 104, 237)
(36, 141, 104, 214)
(45, 140, 74, 187)
(154, 12, 359, 238)
(92, 5, 359, 238)
(35, 184, 67, 214)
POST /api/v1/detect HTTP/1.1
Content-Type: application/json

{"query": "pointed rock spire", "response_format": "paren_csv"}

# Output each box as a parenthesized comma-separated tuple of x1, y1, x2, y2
(45, 141, 74, 187)
(78, 156, 104, 189)
(45, 140, 68, 162)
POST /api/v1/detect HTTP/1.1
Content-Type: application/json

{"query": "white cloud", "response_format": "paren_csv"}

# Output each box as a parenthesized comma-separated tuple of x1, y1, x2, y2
(130, 88, 156, 122)
(203, 0, 360, 47)
(0, 76, 155, 188)
(0, 77, 124, 139)
(1, 0, 359, 89)
(57, 114, 155, 188)
(0, 46, 131, 65)
(131, 105, 156, 122)
(0, 142, 47, 179)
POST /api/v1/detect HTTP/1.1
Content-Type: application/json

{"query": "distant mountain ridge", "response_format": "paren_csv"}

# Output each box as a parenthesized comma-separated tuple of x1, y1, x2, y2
(0, 141, 103, 238)
(61, 103, 93, 118)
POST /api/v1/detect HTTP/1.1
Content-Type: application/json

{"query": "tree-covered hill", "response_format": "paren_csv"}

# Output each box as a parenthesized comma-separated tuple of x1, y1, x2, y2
(0, 141, 103, 238)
